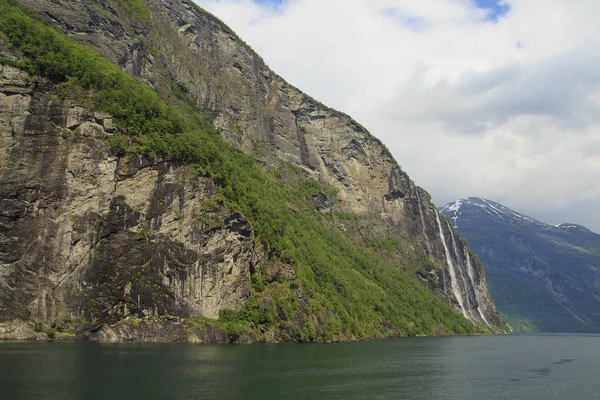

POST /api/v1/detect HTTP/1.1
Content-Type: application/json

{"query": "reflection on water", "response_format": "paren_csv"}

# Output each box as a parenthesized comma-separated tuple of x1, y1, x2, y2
(1, 334, 598, 400)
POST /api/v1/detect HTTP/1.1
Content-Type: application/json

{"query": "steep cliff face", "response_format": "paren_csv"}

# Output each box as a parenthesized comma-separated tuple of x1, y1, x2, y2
(21, 0, 409, 218)
(0, 63, 258, 339)
(0, 0, 506, 340)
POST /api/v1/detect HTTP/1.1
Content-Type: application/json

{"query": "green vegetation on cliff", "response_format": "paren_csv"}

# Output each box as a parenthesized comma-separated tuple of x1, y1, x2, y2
(0, 0, 483, 339)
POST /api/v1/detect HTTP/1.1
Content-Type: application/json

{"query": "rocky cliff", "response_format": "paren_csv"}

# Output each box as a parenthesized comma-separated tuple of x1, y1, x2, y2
(0, 0, 505, 341)
(0, 61, 264, 340)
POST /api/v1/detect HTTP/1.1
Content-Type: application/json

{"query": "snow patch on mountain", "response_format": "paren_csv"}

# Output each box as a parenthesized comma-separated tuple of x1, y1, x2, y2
(556, 223, 592, 233)
(440, 199, 463, 228)
(440, 197, 550, 229)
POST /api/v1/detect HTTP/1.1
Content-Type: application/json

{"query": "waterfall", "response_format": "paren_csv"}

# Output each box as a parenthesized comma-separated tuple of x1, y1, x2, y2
(435, 211, 468, 318)
(416, 190, 433, 258)
(447, 222, 472, 313)
(465, 251, 491, 327)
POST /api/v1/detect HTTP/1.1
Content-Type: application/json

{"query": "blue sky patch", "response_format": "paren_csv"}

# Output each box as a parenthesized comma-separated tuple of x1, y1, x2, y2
(253, 0, 285, 6)
(474, 0, 510, 21)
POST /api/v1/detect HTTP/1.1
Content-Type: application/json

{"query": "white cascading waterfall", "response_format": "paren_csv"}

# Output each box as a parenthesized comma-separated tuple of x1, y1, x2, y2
(416, 190, 433, 258)
(447, 222, 473, 313)
(435, 211, 468, 318)
(465, 251, 491, 327)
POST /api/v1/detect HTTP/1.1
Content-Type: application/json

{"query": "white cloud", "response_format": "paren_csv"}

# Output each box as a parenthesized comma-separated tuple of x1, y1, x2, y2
(193, 0, 600, 233)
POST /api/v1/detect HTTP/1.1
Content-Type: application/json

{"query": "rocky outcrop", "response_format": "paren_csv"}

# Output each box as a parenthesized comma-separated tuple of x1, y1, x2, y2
(0, 65, 259, 337)
(16, 0, 502, 329)
(1, 0, 507, 337)
(17, 0, 419, 221)
(0, 319, 45, 340)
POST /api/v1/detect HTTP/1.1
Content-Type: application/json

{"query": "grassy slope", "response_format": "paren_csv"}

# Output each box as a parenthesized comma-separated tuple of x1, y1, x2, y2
(0, 0, 482, 340)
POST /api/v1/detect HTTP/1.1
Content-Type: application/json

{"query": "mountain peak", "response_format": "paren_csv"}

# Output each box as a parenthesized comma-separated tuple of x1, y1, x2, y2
(442, 198, 598, 236)
(440, 197, 600, 333)
(555, 223, 592, 233)
(440, 197, 541, 229)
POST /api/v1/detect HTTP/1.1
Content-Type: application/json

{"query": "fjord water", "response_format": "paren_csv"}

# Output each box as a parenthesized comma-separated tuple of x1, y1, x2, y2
(1, 334, 598, 400)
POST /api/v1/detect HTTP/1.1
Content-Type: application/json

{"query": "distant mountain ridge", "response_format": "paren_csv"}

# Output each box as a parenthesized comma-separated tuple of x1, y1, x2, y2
(441, 197, 600, 332)
(443, 197, 596, 235)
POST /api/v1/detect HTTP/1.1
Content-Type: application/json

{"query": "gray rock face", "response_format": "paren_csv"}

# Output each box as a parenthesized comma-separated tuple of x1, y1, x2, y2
(2, 0, 506, 335)
(0, 319, 45, 340)
(0, 66, 258, 336)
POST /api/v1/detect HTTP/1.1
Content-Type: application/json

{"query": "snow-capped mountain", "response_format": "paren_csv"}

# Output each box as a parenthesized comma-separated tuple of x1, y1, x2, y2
(441, 197, 600, 332)
(441, 198, 545, 229)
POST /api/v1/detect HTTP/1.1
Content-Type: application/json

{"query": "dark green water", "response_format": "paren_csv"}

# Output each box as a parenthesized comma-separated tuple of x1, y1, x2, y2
(1, 334, 598, 399)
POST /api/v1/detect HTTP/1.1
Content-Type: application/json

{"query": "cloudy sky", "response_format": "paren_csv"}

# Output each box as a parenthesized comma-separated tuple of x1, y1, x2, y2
(193, 0, 600, 233)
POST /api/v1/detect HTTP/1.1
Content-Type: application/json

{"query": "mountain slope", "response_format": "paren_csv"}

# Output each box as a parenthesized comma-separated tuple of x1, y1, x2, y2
(0, 0, 504, 341)
(441, 197, 600, 332)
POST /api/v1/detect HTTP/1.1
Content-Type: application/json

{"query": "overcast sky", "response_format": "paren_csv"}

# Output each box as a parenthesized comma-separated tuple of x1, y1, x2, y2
(193, 0, 600, 233)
